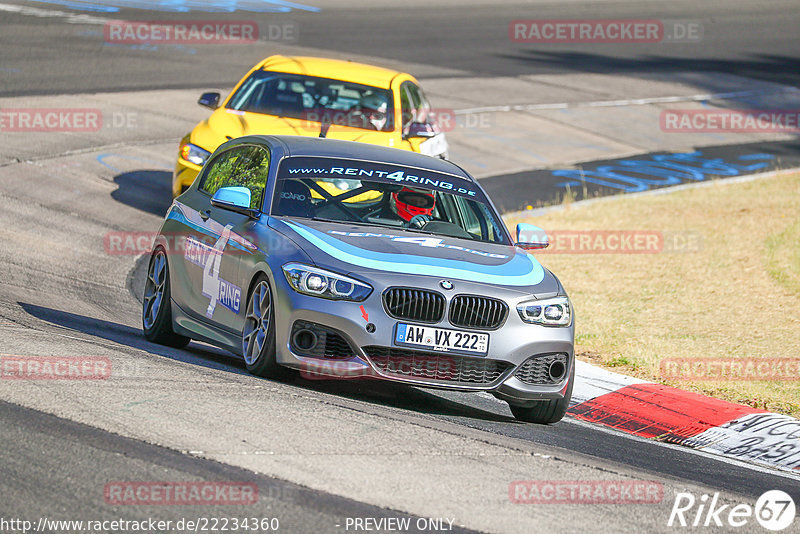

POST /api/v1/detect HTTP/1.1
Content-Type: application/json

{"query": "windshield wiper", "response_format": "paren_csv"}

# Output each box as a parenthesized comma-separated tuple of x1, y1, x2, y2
(402, 227, 439, 236)
(311, 217, 372, 227)
(310, 217, 447, 237)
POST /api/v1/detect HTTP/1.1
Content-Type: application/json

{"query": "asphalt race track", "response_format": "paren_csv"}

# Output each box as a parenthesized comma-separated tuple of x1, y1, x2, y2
(1, 1, 799, 533)
(3, 0, 800, 95)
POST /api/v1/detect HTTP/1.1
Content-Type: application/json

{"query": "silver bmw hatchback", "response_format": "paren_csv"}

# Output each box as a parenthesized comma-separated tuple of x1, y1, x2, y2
(143, 135, 574, 423)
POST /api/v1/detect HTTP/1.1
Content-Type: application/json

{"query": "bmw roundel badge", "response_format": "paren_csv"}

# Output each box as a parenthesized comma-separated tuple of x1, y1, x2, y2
(439, 280, 454, 290)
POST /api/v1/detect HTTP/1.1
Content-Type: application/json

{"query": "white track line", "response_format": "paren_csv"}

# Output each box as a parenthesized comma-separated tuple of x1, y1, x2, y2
(5, 1, 798, 121)
(455, 87, 800, 115)
(0, 2, 107, 23)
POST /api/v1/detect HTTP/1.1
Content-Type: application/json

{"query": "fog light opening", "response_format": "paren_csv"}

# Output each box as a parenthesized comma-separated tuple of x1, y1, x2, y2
(548, 360, 566, 382)
(293, 329, 318, 352)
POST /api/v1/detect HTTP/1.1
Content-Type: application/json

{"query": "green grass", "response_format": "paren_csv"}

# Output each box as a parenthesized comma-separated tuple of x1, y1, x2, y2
(765, 218, 800, 296)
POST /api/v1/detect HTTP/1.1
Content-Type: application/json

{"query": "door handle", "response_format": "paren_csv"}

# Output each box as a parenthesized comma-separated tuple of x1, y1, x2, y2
(200, 209, 211, 221)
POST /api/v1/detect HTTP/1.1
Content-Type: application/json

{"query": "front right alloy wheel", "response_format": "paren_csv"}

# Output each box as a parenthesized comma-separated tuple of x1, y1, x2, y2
(508, 363, 575, 424)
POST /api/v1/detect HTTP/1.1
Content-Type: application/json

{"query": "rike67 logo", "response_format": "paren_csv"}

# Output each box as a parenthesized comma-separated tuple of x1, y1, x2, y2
(668, 490, 796, 531)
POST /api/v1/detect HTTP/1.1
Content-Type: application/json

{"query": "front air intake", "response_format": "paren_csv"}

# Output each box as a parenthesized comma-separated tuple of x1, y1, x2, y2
(363, 346, 512, 386)
(514, 353, 569, 385)
(449, 295, 508, 330)
(290, 321, 354, 360)
(383, 288, 445, 323)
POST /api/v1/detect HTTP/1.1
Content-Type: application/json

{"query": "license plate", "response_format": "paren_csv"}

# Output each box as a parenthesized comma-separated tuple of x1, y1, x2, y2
(395, 323, 488, 355)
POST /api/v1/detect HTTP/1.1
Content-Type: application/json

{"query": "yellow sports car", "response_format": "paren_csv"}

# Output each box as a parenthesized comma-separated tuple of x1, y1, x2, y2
(173, 55, 449, 197)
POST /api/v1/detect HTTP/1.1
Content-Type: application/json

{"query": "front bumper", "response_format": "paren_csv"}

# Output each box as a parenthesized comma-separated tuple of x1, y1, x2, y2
(270, 271, 574, 404)
(173, 159, 201, 198)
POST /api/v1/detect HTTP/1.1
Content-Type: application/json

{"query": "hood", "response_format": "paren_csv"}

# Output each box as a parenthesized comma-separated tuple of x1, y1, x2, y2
(190, 108, 397, 152)
(269, 218, 556, 292)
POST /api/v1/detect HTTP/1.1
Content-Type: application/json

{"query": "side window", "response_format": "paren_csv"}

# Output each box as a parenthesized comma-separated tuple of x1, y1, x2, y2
(453, 195, 500, 242)
(405, 83, 431, 125)
(400, 82, 434, 136)
(400, 83, 414, 133)
(199, 145, 271, 210)
(453, 195, 480, 237)
(228, 146, 270, 209)
(200, 147, 248, 198)
(433, 193, 461, 227)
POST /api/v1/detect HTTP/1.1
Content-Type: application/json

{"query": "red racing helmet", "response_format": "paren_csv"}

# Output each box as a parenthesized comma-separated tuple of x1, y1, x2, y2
(391, 187, 436, 222)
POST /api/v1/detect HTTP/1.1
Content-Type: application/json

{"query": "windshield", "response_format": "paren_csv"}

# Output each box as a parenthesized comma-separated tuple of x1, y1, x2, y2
(226, 71, 395, 132)
(272, 157, 509, 244)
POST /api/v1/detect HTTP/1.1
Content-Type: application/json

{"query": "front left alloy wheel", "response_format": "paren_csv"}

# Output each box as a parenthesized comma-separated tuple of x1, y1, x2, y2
(142, 248, 190, 348)
(242, 275, 295, 380)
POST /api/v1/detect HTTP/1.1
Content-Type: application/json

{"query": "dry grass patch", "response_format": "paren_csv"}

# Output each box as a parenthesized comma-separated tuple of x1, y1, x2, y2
(506, 172, 800, 417)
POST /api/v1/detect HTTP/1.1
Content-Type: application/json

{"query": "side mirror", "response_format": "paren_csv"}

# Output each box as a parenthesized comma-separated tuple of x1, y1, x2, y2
(211, 187, 259, 218)
(516, 223, 549, 250)
(404, 121, 438, 139)
(198, 92, 221, 110)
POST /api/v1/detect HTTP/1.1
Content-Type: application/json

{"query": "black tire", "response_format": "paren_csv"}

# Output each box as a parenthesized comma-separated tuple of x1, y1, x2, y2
(242, 275, 295, 381)
(508, 362, 575, 424)
(142, 248, 190, 348)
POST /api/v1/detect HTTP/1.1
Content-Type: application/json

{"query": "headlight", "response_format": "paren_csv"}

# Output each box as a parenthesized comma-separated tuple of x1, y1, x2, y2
(282, 263, 372, 301)
(179, 142, 211, 166)
(517, 296, 572, 327)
